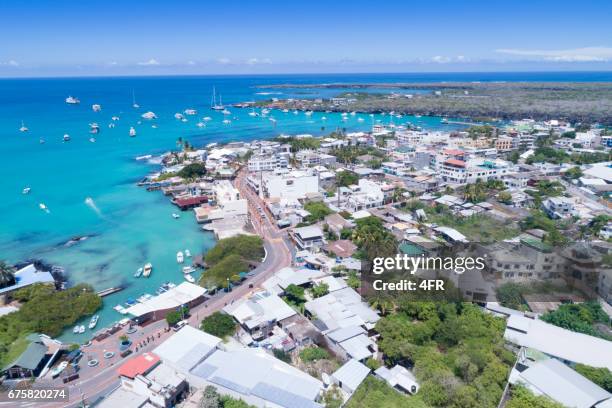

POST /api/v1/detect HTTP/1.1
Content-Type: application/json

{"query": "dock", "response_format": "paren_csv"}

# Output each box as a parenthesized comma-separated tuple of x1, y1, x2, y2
(96, 287, 124, 297)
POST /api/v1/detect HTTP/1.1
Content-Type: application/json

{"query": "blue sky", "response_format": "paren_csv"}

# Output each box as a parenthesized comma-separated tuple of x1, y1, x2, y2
(1, 0, 612, 76)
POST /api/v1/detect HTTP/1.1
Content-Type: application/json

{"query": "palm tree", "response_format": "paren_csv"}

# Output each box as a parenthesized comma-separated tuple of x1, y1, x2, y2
(0, 261, 16, 289)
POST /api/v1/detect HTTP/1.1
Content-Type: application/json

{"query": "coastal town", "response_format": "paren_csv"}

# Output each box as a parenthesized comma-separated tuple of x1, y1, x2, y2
(1, 98, 612, 408)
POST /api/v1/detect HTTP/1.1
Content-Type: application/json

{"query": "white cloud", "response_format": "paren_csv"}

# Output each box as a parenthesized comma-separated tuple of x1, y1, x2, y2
(187, 60, 196, 66)
(431, 56, 451, 63)
(246, 57, 272, 65)
(0, 60, 19, 67)
(495, 46, 612, 62)
(137, 58, 160, 66)
(217, 57, 231, 64)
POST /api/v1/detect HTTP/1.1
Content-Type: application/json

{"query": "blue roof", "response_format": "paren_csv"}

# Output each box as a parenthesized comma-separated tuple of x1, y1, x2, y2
(0, 264, 54, 295)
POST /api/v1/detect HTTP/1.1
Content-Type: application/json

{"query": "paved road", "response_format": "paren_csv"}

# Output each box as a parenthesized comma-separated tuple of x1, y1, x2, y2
(21, 168, 292, 408)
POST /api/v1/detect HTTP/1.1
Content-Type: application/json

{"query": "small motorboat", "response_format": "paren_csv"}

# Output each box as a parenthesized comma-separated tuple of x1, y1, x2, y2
(19, 121, 28, 132)
(143, 262, 153, 277)
(88, 314, 99, 329)
(50, 361, 68, 378)
(141, 111, 157, 120)
(39, 203, 49, 213)
(182, 266, 196, 274)
(89, 123, 100, 134)
(185, 274, 195, 283)
(39, 138, 45, 144)
(172, 213, 180, 219)
(89, 137, 96, 143)
(176, 251, 184, 264)
(184, 108, 197, 115)
(134, 267, 143, 278)
(184, 249, 191, 257)
(65, 96, 80, 104)
(63, 134, 71, 142)
(78, 325, 85, 334)
(92, 104, 102, 112)
(22, 187, 31, 195)
(73, 325, 80, 334)
(129, 127, 136, 137)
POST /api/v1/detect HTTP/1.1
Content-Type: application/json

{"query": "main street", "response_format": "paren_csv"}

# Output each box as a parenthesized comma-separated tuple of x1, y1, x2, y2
(24, 167, 292, 408)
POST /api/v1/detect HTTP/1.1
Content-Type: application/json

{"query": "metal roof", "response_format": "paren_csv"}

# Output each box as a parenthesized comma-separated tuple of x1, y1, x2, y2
(332, 359, 370, 392)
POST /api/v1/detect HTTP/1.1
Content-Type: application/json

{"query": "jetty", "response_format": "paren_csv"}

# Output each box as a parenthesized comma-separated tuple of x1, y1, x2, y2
(96, 287, 124, 297)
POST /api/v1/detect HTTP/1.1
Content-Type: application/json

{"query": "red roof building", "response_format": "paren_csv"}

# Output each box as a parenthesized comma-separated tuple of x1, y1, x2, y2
(173, 195, 208, 210)
(444, 159, 467, 168)
(442, 149, 465, 157)
(117, 353, 160, 379)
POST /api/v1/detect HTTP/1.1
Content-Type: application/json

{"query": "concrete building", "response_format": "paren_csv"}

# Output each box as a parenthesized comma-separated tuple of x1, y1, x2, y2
(292, 225, 325, 250)
(331, 359, 370, 395)
(248, 154, 288, 172)
(263, 171, 319, 200)
(374, 365, 420, 395)
(541, 197, 576, 219)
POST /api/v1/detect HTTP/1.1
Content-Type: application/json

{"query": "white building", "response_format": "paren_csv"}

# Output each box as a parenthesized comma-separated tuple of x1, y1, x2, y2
(438, 157, 512, 185)
(293, 225, 325, 250)
(248, 154, 288, 172)
(541, 197, 576, 219)
(263, 171, 319, 200)
(374, 365, 420, 395)
(331, 359, 370, 395)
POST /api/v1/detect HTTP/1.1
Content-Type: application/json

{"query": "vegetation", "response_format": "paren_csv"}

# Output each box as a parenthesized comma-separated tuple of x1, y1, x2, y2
(346, 271, 361, 289)
(273, 136, 320, 152)
(520, 210, 569, 246)
(299, 346, 330, 362)
(177, 162, 207, 179)
(427, 209, 520, 244)
(463, 182, 488, 203)
(303, 201, 333, 224)
(332, 145, 384, 165)
(272, 348, 292, 364)
(352, 216, 398, 261)
(497, 190, 512, 204)
(201, 235, 264, 288)
(347, 376, 428, 408)
(165, 306, 188, 326)
(282, 284, 306, 313)
(375, 302, 514, 408)
(541, 301, 611, 340)
(0, 283, 101, 367)
(564, 166, 583, 179)
(505, 385, 563, 408)
(322, 385, 344, 408)
(200, 312, 236, 339)
(336, 170, 359, 187)
(199, 385, 256, 408)
(0, 261, 16, 289)
(311, 282, 329, 298)
(574, 364, 612, 392)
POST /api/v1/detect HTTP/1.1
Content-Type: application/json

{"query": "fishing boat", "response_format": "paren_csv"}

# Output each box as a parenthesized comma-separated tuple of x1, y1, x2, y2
(132, 90, 140, 108)
(22, 187, 31, 194)
(184, 274, 195, 283)
(19, 121, 28, 132)
(129, 127, 136, 137)
(172, 213, 180, 219)
(92, 104, 102, 112)
(65, 96, 80, 104)
(182, 266, 196, 274)
(63, 134, 71, 142)
(143, 262, 153, 277)
(88, 314, 99, 329)
(185, 249, 191, 257)
(176, 251, 184, 264)
(210, 86, 225, 110)
(134, 267, 143, 278)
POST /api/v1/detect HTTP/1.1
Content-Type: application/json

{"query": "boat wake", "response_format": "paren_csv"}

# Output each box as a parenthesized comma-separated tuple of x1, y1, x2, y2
(84, 197, 102, 216)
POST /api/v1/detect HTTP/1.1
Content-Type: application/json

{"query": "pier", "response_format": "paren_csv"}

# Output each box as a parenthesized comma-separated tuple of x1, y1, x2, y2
(96, 287, 124, 297)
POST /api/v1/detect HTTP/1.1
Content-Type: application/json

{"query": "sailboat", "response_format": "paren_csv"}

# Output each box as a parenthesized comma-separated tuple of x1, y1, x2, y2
(19, 121, 28, 132)
(132, 90, 140, 108)
(129, 127, 137, 137)
(210, 86, 225, 110)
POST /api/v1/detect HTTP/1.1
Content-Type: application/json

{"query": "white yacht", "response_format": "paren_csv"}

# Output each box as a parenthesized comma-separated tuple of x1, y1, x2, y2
(89, 137, 96, 143)
(22, 187, 31, 194)
(248, 109, 259, 117)
(129, 127, 137, 137)
(92, 104, 102, 112)
(203, 116, 212, 122)
(184, 249, 191, 257)
(39, 203, 49, 213)
(65, 96, 80, 104)
(19, 121, 28, 132)
(182, 266, 196, 274)
(111, 116, 120, 121)
(141, 111, 157, 120)
(78, 325, 85, 334)
(184, 108, 197, 115)
(73, 325, 80, 334)
(184, 274, 195, 283)
(89, 123, 100, 134)
(143, 262, 153, 277)
(196, 122, 205, 128)
(63, 134, 71, 142)
(222, 119, 231, 124)
(282, 109, 289, 113)
(88, 314, 99, 329)
(176, 251, 184, 264)
(221, 109, 231, 115)
(357, 117, 364, 122)
(305, 111, 313, 116)
(174, 112, 185, 120)
(172, 213, 180, 219)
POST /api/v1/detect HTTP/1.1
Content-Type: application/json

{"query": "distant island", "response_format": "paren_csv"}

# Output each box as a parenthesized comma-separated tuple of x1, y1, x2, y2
(254, 82, 612, 124)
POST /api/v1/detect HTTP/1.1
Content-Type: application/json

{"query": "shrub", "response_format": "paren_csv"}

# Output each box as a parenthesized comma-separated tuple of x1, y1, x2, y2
(200, 312, 236, 338)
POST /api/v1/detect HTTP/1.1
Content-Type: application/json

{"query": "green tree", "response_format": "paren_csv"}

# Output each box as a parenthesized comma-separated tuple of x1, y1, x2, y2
(323, 385, 343, 408)
(336, 170, 359, 187)
(177, 162, 207, 179)
(166, 310, 182, 327)
(498, 190, 512, 204)
(0, 261, 16, 289)
(299, 346, 329, 362)
(303, 201, 333, 223)
(506, 385, 564, 408)
(565, 166, 583, 179)
(200, 312, 236, 338)
(574, 364, 612, 392)
(311, 282, 329, 298)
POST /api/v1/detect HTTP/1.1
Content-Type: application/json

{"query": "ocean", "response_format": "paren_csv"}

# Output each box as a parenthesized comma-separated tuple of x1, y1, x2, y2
(0, 72, 609, 342)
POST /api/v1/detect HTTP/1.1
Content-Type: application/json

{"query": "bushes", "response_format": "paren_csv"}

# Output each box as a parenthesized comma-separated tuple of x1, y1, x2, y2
(201, 235, 264, 288)
(574, 364, 612, 392)
(200, 312, 236, 338)
(177, 162, 206, 179)
(303, 202, 332, 224)
(0, 283, 101, 366)
(541, 301, 611, 340)
(506, 385, 563, 408)
(299, 346, 329, 362)
(347, 376, 428, 408)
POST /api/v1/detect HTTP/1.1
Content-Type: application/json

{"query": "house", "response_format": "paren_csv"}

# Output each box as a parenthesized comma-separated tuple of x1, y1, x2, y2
(331, 359, 370, 395)
(326, 325, 377, 362)
(541, 197, 576, 219)
(2, 336, 49, 379)
(374, 365, 420, 395)
(223, 291, 297, 340)
(263, 171, 319, 200)
(153, 325, 222, 372)
(504, 315, 612, 370)
(324, 213, 354, 237)
(188, 347, 323, 408)
(509, 357, 611, 408)
(293, 225, 325, 250)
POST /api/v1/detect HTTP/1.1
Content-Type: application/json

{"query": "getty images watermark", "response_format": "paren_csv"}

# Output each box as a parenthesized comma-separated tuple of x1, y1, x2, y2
(369, 254, 486, 292)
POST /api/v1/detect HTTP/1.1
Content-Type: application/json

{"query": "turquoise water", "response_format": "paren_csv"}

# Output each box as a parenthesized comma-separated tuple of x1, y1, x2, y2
(0, 73, 607, 342)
